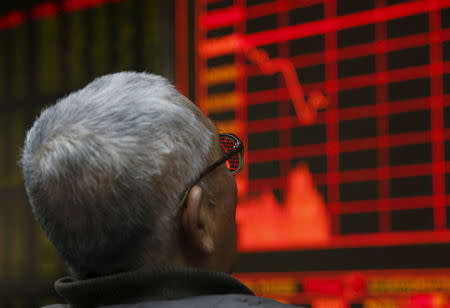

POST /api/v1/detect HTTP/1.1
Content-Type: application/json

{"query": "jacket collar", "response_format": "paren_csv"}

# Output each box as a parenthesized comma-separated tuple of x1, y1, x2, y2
(55, 266, 254, 307)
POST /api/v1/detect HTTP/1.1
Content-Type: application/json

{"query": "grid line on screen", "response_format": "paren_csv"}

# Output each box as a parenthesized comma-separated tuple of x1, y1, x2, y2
(196, 0, 450, 242)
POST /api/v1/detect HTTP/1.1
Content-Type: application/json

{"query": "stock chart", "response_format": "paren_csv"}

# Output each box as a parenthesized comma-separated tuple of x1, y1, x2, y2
(195, 0, 450, 250)
(192, 0, 450, 306)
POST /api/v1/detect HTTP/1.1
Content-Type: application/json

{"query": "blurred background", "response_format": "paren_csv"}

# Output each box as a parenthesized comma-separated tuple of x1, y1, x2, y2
(1, 0, 450, 307)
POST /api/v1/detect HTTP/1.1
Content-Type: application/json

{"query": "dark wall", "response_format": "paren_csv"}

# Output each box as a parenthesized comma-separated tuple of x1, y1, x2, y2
(0, 0, 174, 306)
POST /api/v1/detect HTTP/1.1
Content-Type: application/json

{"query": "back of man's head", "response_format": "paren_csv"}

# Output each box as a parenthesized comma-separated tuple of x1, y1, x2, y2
(21, 72, 215, 278)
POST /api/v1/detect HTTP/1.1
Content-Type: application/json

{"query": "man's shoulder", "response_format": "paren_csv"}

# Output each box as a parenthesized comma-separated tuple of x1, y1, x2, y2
(42, 294, 301, 308)
(203, 294, 300, 308)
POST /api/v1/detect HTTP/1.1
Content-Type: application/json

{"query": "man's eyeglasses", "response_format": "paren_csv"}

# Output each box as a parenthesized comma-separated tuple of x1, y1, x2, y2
(180, 133, 244, 202)
(196, 133, 244, 181)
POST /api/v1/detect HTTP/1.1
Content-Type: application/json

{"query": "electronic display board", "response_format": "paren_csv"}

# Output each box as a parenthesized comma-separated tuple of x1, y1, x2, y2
(193, 0, 450, 250)
(185, 0, 450, 306)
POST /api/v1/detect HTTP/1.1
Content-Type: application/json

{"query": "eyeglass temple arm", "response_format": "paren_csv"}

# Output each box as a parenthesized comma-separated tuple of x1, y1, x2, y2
(196, 142, 243, 181)
(179, 140, 243, 205)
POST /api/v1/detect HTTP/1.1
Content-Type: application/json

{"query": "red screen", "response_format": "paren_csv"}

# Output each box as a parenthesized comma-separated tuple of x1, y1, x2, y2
(182, 0, 450, 306)
(194, 0, 450, 251)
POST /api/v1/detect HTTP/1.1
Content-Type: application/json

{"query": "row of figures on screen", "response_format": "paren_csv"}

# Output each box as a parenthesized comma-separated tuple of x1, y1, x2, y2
(241, 272, 450, 308)
(309, 294, 448, 308)
(236, 163, 331, 251)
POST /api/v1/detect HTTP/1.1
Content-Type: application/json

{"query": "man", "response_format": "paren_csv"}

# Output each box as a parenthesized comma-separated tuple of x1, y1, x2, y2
(21, 72, 297, 307)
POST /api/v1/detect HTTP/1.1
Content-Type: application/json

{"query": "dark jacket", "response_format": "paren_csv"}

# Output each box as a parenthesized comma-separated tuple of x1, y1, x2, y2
(43, 267, 298, 308)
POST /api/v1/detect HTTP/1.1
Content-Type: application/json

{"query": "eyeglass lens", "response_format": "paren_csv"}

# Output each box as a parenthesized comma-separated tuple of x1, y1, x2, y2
(219, 134, 241, 173)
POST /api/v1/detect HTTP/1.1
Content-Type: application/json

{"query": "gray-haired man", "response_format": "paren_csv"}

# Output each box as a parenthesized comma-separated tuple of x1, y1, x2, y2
(21, 72, 297, 307)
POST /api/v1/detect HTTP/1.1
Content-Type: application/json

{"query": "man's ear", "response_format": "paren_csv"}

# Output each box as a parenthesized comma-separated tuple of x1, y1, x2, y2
(181, 185, 215, 254)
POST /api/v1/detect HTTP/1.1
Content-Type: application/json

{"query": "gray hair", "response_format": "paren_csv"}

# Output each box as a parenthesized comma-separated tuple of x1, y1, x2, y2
(21, 72, 214, 277)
